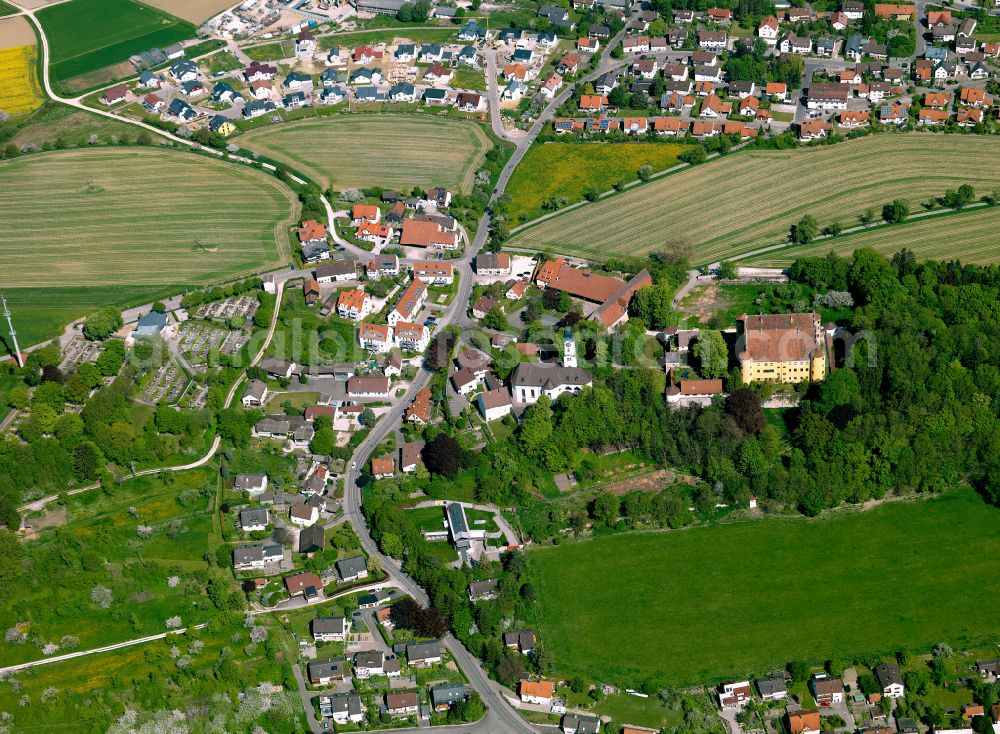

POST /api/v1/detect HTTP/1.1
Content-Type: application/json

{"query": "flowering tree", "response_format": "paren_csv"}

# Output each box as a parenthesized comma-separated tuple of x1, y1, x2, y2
(90, 586, 113, 609)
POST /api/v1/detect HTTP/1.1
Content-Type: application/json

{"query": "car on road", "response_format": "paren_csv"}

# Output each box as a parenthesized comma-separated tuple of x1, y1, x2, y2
(351, 461, 356, 469)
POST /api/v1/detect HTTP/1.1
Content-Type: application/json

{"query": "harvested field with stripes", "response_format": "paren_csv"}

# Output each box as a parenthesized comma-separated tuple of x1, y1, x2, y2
(743, 205, 1000, 267)
(240, 115, 492, 193)
(0, 148, 297, 344)
(508, 135, 1000, 266)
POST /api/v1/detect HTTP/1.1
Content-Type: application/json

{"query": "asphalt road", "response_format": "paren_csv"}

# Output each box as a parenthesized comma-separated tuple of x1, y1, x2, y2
(331, 21, 643, 734)
(5, 9, 632, 730)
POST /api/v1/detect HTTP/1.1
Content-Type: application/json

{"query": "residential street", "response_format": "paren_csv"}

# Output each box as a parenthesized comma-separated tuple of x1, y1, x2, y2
(5, 10, 634, 730)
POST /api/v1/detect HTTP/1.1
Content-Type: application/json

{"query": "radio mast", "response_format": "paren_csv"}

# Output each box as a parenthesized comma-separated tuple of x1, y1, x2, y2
(1, 295, 23, 368)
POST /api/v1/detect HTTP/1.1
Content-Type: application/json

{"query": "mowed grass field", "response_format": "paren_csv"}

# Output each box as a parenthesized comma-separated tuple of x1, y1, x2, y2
(509, 135, 1000, 266)
(507, 142, 685, 223)
(744, 205, 1000, 267)
(0, 148, 297, 346)
(529, 490, 1000, 687)
(240, 115, 492, 193)
(0, 45, 43, 116)
(37, 0, 195, 83)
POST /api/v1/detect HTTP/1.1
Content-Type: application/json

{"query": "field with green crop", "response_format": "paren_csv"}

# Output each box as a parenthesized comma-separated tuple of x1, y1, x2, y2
(509, 135, 1000, 266)
(37, 0, 195, 84)
(240, 114, 492, 193)
(0, 148, 297, 347)
(529, 490, 1000, 687)
(507, 142, 685, 222)
(743, 205, 1000, 267)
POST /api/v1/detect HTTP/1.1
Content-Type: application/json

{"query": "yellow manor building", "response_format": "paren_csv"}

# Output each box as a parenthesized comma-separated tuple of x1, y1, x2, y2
(736, 313, 826, 384)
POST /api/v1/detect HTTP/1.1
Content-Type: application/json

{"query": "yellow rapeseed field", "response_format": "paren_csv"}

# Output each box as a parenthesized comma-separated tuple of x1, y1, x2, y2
(0, 45, 43, 117)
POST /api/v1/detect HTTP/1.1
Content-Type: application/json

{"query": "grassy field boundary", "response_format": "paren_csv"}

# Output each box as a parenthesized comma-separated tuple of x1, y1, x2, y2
(0, 147, 299, 346)
(741, 201, 1000, 266)
(507, 135, 1000, 266)
(37, 0, 196, 85)
(529, 489, 1000, 687)
(239, 113, 493, 193)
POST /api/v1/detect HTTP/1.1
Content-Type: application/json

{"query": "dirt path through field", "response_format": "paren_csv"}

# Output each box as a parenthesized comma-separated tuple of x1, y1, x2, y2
(0, 16, 36, 48)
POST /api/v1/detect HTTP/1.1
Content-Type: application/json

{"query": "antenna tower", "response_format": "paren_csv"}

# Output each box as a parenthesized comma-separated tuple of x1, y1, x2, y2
(1, 294, 23, 368)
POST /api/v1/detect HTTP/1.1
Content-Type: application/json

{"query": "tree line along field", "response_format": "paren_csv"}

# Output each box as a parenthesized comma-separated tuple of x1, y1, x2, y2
(528, 490, 1000, 688)
(240, 115, 493, 194)
(36, 0, 195, 84)
(0, 148, 298, 347)
(743, 205, 1000, 267)
(506, 143, 686, 223)
(508, 135, 1000, 266)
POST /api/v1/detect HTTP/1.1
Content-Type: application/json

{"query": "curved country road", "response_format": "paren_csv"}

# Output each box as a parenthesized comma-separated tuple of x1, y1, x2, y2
(5, 7, 642, 730)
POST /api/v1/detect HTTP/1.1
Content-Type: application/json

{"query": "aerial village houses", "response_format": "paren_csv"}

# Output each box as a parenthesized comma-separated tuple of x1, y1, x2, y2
(388, 279, 427, 328)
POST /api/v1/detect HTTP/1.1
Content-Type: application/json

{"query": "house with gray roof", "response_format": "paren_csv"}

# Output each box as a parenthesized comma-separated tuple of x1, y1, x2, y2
(135, 310, 168, 336)
(241, 379, 269, 408)
(423, 87, 449, 106)
(311, 616, 348, 642)
(232, 540, 282, 570)
(353, 649, 385, 678)
(458, 20, 485, 40)
(458, 45, 478, 66)
(260, 356, 295, 378)
(242, 99, 277, 119)
(468, 578, 499, 601)
(430, 682, 466, 710)
(562, 714, 601, 734)
(307, 657, 348, 685)
(169, 59, 198, 82)
(319, 86, 346, 104)
(406, 640, 442, 667)
(389, 82, 416, 102)
(503, 630, 535, 654)
(319, 692, 364, 724)
(510, 363, 592, 405)
(239, 507, 269, 532)
(354, 85, 381, 103)
(299, 523, 325, 554)
(234, 473, 268, 494)
(756, 671, 788, 701)
(335, 555, 368, 582)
